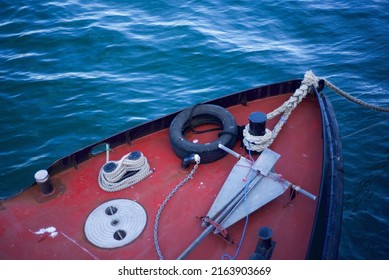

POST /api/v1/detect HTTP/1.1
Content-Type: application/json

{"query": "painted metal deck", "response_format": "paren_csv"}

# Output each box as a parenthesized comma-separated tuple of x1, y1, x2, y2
(0, 90, 324, 260)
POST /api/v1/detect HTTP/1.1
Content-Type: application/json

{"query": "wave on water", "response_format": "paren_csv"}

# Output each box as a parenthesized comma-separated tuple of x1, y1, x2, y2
(0, 0, 388, 259)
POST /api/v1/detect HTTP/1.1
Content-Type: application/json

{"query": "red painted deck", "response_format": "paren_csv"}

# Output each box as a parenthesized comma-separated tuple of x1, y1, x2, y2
(0, 93, 323, 260)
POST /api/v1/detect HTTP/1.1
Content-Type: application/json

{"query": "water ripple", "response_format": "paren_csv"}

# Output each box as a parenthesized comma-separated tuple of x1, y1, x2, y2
(0, 0, 389, 259)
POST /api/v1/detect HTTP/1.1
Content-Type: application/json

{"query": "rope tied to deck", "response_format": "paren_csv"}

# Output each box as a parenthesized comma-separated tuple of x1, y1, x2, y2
(98, 150, 153, 192)
(243, 70, 389, 153)
(243, 70, 319, 153)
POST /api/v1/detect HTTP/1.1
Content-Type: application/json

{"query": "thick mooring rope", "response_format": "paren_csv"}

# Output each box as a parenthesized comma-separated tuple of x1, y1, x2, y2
(243, 70, 389, 153)
(323, 78, 389, 113)
(243, 70, 319, 153)
(98, 151, 153, 192)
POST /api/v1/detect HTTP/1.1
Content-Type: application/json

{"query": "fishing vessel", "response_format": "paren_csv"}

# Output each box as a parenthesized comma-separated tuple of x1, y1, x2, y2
(0, 71, 344, 260)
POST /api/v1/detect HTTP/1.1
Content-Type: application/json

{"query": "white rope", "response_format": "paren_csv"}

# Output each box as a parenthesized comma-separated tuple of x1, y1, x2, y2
(243, 70, 319, 152)
(243, 127, 272, 153)
(98, 151, 153, 192)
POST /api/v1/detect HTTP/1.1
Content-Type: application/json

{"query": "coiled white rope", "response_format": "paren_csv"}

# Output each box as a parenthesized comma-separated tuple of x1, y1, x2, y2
(243, 70, 319, 152)
(98, 150, 153, 192)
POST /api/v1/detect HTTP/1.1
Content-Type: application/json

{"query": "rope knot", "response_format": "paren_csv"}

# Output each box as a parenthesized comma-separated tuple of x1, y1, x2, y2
(243, 70, 319, 153)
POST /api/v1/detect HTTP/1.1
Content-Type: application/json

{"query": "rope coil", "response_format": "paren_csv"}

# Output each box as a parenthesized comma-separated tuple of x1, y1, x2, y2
(98, 151, 153, 192)
(242, 127, 272, 152)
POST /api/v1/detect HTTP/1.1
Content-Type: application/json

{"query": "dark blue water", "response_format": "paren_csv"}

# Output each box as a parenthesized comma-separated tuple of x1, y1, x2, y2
(1, 0, 388, 259)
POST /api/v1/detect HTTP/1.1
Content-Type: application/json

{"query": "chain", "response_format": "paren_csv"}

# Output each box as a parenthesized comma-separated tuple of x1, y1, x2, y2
(153, 159, 200, 260)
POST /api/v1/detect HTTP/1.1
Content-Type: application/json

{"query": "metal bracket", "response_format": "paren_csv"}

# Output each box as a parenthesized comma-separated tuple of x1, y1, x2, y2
(251, 148, 280, 176)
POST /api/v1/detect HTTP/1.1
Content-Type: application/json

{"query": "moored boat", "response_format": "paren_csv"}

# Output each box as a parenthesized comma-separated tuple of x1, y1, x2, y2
(0, 71, 344, 260)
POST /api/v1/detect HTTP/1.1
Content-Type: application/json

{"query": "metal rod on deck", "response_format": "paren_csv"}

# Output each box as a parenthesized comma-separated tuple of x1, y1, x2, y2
(177, 175, 262, 260)
(178, 144, 317, 260)
(218, 143, 241, 159)
(292, 185, 317, 201)
(177, 191, 246, 259)
(176, 223, 215, 260)
(219, 144, 317, 201)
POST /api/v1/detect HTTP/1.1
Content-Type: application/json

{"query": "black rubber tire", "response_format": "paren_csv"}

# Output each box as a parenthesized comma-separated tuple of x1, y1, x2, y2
(169, 104, 238, 163)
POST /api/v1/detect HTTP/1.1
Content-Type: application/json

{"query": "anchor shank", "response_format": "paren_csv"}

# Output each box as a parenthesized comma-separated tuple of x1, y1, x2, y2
(176, 223, 216, 260)
(213, 175, 263, 232)
(177, 174, 263, 260)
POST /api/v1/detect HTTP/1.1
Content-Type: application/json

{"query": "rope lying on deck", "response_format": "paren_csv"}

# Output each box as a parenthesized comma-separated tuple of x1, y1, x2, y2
(243, 70, 389, 153)
(98, 151, 153, 192)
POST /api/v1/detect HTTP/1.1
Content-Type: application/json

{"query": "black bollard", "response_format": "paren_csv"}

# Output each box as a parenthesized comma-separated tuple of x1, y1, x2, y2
(248, 112, 267, 136)
(249, 226, 276, 260)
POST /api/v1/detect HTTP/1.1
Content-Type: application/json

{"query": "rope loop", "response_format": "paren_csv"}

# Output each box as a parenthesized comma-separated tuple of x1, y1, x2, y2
(243, 70, 318, 153)
(243, 70, 389, 153)
(243, 126, 273, 153)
